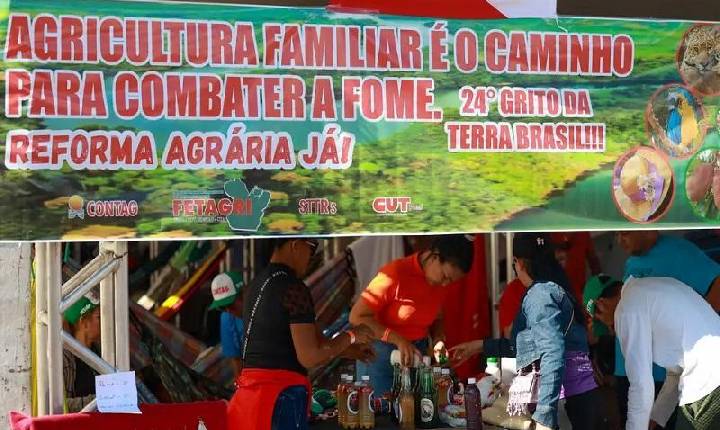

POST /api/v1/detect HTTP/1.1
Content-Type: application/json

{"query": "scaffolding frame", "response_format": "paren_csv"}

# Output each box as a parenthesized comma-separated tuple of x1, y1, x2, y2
(34, 242, 129, 415)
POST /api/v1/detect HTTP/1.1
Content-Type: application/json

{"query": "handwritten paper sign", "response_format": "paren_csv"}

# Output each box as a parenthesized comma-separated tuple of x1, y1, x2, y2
(95, 371, 141, 414)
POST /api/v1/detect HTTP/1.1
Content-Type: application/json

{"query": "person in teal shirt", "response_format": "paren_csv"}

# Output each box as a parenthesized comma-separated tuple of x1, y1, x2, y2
(209, 271, 245, 378)
(620, 232, 720, 300)
(606, 231, 720, 428)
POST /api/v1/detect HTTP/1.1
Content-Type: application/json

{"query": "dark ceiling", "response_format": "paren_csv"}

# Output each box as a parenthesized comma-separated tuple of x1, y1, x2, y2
(557, 0, 720, 20)
(166, 0, 720, 20)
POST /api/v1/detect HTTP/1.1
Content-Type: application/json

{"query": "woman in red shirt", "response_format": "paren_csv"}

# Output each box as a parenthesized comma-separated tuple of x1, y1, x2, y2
(349, 235, 474, 395)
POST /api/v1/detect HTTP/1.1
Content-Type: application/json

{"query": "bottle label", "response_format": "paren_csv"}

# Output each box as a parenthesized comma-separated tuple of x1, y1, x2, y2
(465, 392, 480, 426)
(347, 390, 359, 415)
(420, 398, 434, 422)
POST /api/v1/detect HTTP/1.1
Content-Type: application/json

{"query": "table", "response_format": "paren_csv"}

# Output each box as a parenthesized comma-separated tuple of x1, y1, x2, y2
(311, 415, 504, 429)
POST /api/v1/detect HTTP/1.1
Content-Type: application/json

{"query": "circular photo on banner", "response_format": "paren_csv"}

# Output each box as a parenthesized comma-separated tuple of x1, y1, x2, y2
(612, 147, 675, 223)
(677, 24, 720, 96)
(685, 146, 720, 220)
(645, 84, 705, 159)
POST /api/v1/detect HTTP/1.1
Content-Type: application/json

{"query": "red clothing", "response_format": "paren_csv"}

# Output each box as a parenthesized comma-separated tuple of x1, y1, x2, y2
(551, 232, 596, 300)
(443, 235, 491, 380)
(499, 278, 526, 332)
(361, 253, 448, 341)
(228, 369, 311, 430)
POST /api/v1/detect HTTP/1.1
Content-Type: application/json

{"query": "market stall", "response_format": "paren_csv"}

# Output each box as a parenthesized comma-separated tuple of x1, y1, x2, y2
(3, 0, 720, 428)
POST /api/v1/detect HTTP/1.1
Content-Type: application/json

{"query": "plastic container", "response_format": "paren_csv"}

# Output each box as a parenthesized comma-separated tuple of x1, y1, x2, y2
(438, 368, 453, 410)
(359, 376, 375, 429)
(464, 378, 483, 430)
(346, 379, 360, 429)
(485, 357, 501, 382)
(338, 374, 348, 427)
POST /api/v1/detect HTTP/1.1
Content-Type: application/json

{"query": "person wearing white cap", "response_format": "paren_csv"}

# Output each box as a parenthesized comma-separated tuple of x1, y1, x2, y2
(209, 271, 245, 377)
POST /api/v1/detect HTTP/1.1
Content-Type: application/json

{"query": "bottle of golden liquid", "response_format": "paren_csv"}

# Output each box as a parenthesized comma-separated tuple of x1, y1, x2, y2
(359, 375, 375, 429)
(338, 374, 348, 428)
(399, 367, 415, 430)
(437, 368, 453, 410)
(346, 380, 361, 429)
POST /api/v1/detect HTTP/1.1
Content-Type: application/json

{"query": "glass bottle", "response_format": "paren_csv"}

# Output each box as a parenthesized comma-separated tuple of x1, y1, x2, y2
(398, 367, 415, 430)
(417, 365, 438, 428)
(391, 364, 401, 424)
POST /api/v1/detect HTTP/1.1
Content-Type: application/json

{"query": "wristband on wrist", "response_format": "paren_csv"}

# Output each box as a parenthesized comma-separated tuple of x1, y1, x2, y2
(381, 328, 392, 343)
(346, 330, 356, 345)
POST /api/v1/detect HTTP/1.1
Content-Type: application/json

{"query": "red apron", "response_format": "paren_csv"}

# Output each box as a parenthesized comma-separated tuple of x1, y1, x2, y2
(228, 368, 312, 430)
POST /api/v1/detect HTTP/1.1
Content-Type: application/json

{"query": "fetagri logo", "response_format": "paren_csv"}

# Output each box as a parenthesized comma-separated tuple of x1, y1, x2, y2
(68, 195, 139, 219)
(372, 197, 423, 215)
(171, 180, 271, 232)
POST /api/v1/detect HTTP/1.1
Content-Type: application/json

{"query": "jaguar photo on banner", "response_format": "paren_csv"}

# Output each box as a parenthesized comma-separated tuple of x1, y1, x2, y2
(1, 0, 720, 240)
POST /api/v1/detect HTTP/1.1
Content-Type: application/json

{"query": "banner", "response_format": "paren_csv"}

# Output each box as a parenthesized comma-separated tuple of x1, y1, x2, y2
(1, 0, 720, 240)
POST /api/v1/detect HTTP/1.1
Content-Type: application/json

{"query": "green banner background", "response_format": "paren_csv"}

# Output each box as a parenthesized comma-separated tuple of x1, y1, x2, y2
(1, 0, 720, 240)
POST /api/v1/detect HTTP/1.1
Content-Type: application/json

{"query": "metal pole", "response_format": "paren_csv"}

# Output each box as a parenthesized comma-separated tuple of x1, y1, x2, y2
(242, 240, 250, 285)
(99, 243, 116, 367)
(150, 242, 159, 286)
(505, 232, 514, 284)
(62, 332, 116, 375)
(60, 258, 120, 313)
(35, 243, 49, 416)
(221, 240, 231, 272)
(46, 243, 64, 415)
(80, 399, 98, 413)
(323, 238, 331, 262)
(61, 253, 108, 297)
(490, 233, 500, 338)
(113, 242, 130, 371)
(250, 239, 256, 277)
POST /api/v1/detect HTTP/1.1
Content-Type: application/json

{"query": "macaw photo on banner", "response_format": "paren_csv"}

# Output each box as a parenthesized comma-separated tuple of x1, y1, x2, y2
(1, 0, 720, 240)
